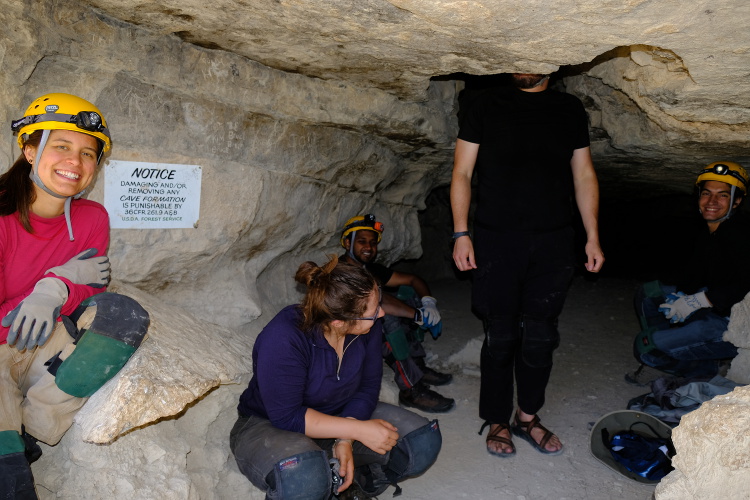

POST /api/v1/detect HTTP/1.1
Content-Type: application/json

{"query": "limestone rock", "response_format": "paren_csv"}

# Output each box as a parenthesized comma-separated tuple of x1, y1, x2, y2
(655, 385, 750, 500)
(75, 282, 253, 444)
(724, 292, 750, 384)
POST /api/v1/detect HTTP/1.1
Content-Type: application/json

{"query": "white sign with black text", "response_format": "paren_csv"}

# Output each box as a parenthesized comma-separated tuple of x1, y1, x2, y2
(104, 161, 202, 229)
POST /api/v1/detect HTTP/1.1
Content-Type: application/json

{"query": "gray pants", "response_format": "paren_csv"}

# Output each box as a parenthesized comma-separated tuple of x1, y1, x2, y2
(230, 402, 439, 499)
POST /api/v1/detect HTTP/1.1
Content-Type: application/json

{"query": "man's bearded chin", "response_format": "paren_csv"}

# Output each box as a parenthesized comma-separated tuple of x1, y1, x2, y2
(512, 74, 548, 89)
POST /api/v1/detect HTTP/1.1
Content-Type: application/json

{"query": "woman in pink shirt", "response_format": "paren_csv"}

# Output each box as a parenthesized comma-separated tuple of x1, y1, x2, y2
(0, 93, 149, 499)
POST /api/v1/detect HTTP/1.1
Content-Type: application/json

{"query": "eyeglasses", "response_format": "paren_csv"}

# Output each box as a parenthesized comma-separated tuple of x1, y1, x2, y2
(340, 287, 383, 322)
(700, 164, 748, 186)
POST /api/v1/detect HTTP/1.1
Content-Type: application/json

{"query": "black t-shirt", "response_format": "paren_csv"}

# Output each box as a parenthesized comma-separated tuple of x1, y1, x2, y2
(458, 86, 590, 233)
(340, 254, 394, 286)
(664, 213, 750, 316)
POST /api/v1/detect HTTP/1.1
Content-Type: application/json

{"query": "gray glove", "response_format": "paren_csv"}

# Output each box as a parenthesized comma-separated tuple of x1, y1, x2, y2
(46, 248, 110, 288)
(2, 278, 69, 350)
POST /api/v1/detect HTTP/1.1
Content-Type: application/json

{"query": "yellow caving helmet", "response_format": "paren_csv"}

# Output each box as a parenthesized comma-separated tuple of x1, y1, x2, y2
(340, 214, 384, 247)
(11, 93, 112, 158)
(696, 161, 748, 195)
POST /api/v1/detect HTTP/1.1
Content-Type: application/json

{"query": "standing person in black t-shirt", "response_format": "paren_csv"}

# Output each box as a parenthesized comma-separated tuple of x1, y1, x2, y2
(340, 214, 455, 413)
(450, 73, 604, 458)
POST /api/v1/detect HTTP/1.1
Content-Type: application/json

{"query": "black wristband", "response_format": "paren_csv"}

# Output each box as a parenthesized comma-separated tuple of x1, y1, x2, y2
(452, 231, 471, 240)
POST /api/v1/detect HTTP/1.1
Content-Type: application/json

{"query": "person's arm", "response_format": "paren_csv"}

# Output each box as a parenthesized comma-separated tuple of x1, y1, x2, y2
(53, 207, 110, 314)
(380, 294, 416, 319)
(451, 139, 479, 271)
(571, 146, 604, 273)
(384, 271, 431, 297)
(379, 270, 432, 320)
(0, 205, 110, 343)
(304, 409, 398, 455)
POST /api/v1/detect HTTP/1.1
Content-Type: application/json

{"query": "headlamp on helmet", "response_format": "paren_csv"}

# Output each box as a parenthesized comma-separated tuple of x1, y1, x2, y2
(11, 93, 112, 162)
(696, 161, 748, 195)
(340, 214, 384, 247)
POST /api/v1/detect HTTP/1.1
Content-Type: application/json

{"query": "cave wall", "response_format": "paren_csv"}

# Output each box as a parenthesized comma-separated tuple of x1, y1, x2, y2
(3, 0, 750, 498)
(0, 0, 457, 329)
(4, 1, 750, 323)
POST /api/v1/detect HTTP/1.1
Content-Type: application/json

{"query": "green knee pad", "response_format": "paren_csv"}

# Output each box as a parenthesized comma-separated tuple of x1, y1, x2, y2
(56, 330, 137, 397)
(0, 431, 24, 456)
(638, 281, 665, 329)
(642, 280, 664, 298)
(55, 293, 150, 398)
(634, 327, 659, 356)
(396, 286, 417, 302)
(385, 327, 411, 361)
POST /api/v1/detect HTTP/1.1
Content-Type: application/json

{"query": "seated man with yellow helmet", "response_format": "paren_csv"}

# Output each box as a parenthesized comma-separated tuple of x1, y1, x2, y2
(628, 161, 750, 383)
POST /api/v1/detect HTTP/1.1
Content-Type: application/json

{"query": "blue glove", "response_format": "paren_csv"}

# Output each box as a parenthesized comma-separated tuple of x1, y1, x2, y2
(659, 291, 711, 323)
(2, 278, 68, 350)
(427, 320, 443, 340)
(414, 296, 442, 339)
(46, 248, 110, 288)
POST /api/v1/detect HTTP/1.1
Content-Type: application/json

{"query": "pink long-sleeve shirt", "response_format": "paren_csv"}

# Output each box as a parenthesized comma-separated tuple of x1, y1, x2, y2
(0, 199, 110, 344)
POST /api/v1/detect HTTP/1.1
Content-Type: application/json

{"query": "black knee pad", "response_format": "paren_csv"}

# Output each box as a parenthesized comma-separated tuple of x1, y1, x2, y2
(385, 420, 441, 483)
(521, 316, 560, 368)
(266, 450, 330, 500)
(483, 316, 519, 364)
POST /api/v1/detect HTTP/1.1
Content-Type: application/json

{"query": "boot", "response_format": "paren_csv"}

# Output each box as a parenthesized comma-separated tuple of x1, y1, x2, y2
(414, 357, 453, 386)
(399, 382, 455, 413)
(335, 481, 375, 500)
(419, 366, 453, 386)
(0, 452, 38, 500)
(21, 426, 43, 465)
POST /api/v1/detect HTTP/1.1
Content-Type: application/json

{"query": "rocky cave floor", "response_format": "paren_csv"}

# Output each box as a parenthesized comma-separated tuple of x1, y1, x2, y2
(389, 274, 658, 500)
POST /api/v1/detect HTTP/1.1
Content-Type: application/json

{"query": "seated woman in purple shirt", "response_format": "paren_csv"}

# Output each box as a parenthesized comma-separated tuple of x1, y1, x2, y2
(230, 256, 442, 500)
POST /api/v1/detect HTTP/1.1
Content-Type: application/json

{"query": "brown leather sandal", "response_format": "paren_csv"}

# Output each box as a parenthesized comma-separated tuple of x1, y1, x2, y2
(510, 413, 563, 455)
(478, 421, 516, 457)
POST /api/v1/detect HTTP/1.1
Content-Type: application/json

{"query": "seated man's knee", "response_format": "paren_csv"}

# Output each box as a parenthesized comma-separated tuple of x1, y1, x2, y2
(633, 326, 660, 362)
(266, 450, 330, 500)
(53, 293, 150, 398)
(385, 420, 441, 482)
(521, 317, 560, 368)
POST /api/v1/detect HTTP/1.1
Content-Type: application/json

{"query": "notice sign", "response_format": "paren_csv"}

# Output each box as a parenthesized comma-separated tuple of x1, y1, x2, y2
(104, 161, 202, 229)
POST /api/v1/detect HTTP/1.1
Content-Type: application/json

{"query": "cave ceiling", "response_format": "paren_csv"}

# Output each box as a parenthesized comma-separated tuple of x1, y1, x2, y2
(79, 0, 750, 197)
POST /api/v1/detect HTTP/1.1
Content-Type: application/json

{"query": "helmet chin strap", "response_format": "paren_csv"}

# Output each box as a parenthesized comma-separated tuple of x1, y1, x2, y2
(29, 129, 87, 241)
(348, 230, 364, 264)
(702, 185, 738, 224)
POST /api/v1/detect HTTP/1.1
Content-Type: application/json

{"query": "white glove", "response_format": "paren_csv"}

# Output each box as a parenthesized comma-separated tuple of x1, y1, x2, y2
(46, 248, 110, 288)
(2, 278, 68, 350)
(416, 296, 441, 327)
(659, 291, 711, 323)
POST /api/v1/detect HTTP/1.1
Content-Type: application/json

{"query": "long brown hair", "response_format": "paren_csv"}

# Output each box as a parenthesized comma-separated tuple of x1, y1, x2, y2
(0, 131, 41, 233)
(294, 255, 377, 333)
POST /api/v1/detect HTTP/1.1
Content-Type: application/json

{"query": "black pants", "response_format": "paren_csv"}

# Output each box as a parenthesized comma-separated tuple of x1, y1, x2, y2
(472, 226, 575, 424)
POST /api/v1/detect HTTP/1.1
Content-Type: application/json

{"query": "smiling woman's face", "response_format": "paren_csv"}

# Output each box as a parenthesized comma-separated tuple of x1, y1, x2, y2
(25, 129, 99, 198)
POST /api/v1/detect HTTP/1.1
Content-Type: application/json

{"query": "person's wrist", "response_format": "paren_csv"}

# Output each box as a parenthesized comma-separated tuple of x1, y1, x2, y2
(452, 231, 471, 240)
(334, 439, 353, 448)
(413, 308, 424, 324)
